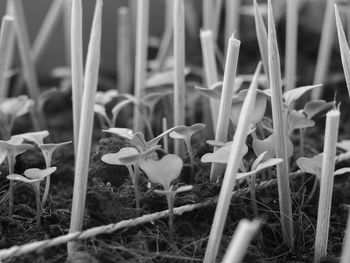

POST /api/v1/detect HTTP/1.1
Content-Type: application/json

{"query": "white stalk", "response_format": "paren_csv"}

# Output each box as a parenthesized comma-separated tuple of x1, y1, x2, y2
(284, 0, 299, 93)
(267, 0, 294, 247)
(68, 0, 103, 254)
(173, 0, 186, 155)
(210, 35, 240, 182)
(314, 109, 340, 263)
(221, 219, 261, 263)
(312, 0, 335, 100)
(0, 16, 15, 99)
(225, 0, 241, 53)
(203, 62, 261, 263)
(117, 7, 132, 94)
(133, 0, 150, 133)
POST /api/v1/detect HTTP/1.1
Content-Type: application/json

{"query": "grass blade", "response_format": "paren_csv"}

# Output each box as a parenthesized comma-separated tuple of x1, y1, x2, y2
(203, 62, 261, 263)
(68, 0, 103, 253)
(267, 0, 294, 247)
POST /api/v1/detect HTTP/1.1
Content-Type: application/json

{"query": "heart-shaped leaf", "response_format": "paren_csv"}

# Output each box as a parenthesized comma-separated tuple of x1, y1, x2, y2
(0, 95, 34, 117)
(303, 100, 333, 120)
(169, 123, 206, 140)
(95, 90, 118, 105)
(12, 130, 49, 145)
(237, 157, 282, 180)
(283, 84, 322, 107)
(296, 154, 323, 178)
(287, 110, 315, 133)
(24, 167, 57, 180)
(146, 68, 190, 88)
(101, 147, 139, 166)
(252, 134, 293, 160)
(201, 142, 248, 164)
(140, 154, 183, 189)
(194, 83, 222, 100)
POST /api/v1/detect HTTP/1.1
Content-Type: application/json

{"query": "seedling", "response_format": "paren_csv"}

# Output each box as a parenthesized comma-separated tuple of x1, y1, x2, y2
(0, 95, 34, 139)
(102, 145, 161, 214)
(7, 167, 57, 230)
(169, 123, 205, 181)
(140, 154, 192, 241)
(0, 137, 34, 216)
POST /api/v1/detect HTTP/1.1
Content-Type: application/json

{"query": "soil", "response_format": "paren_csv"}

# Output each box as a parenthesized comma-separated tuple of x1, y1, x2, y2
(1, 10, 350, 263)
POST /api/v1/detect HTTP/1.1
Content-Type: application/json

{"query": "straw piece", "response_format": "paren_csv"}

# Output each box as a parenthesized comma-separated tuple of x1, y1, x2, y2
(68, 0, 103, 254)
(0, 16, 15, 98)
(225, 0, 241, 53)
(253, 0, 269, 80)
(173, 0, 186, 155)
(212, 0, 224, 41)
(203, 62, 261, 263)
(210, 36, 241, 182)
(314, 109, 340, 263)
(221, 219, 261, 263)
(133, 0, 150, 132)
(312, 0, 335, 100)
(203, 0, 213, 29)
(71, 0, 84, 153)
(334, 4, 350, 100)
(284, 0, 299, 93)
(267, 0, 293, 247)
(117, 7, 132, 94)
(63, 0, 72, 65)
(200, 30, 219, 132)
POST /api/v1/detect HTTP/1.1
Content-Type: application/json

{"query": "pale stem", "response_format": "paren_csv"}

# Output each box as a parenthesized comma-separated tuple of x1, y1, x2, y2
(285, 0, 299, 93)
(314, 110, 340, 263)
(202, 0, 213, 30)
(203, 62, 260, 263)
(8, 154, 15, 217)
(117, 7, 132, 94)
(185, 139, 194, 182)
(71, 0, 84, 154)
(32, 183, 42, 231)
(162, 117, 169, 153)
(166, 192, 175, 243)
(210, 36, 240, 182)
(268, 0, 294, 247)
(340, 210, 350, 263)
(41, 152, 52, 206)
(221, 219, 261, 263)
(68, 0, 103, 254)
(173, 0, 186, 156)
(312, 0, 335, 100)
(212, 0, 224, 41)
(200, 30, 219, 133)
(63, 0, 72, 65)
(225, 0, 241, 53)
(0, 16, 15, 99)
(133, 0, 150, 133)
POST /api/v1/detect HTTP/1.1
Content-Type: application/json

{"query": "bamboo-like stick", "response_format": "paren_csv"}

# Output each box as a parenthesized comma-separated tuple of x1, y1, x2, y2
(117, 7, 132, 94)
(173, 0, 186, 155)
(340, 210, 350, 263)
(154, 0, 173, 72)
(63, 0, 72, 66)
(32, 0, 65, 62)
(133, 0, 150, 132)
(284, 0, 299, 93)
(0, 16, 15, 98)
(202, 0, 213, 29)
(314, 109, 340, 263)
(225, 0, 241, 53)
(210, 36, 241, 182)
(71, 0, 84, 153)
(68, 0, 103, 254)
(221, 219, 261, 263)
(334, 4, 350, 100)
(200, 30, 219, 133)
(203, 63, 260, 263)
(9, 0, 40, 100)
(312, 0, 335, 100)
(254, 0, 269, 81)
(267, 0, 294, 248)
(211, 0, 224, 41)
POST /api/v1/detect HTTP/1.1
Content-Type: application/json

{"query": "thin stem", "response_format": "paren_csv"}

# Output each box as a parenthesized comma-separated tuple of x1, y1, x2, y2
(8, 154, 15, 217)
(133, 166, 141, 216)
(33, 183, 41, 231)
(166, 192, 175, 243)
(162, 117, 169, 153)
(185, 139, 194, 183)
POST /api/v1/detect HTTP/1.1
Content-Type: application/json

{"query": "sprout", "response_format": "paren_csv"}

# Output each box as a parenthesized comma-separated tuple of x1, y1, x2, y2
(140, 154, 192, 241)
(7, 167, 57, 230)
(169, 123, 206, 181)
(201, 141, 248, 164)
(13, 131, 71, 206)
(0, 95, 34, 140)
(101, 145, 160, 215)
(0, 137, 34, 216)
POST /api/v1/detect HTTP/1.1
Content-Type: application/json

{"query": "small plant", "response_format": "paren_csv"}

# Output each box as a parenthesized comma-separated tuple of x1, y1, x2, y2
(7, 167, 57, 230)
(140, 154, 192, 241)
(169, 123, 205, 181)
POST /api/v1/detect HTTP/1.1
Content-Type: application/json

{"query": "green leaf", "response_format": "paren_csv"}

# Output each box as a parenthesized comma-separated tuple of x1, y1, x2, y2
(140, 154, 183, 189)
(146, 68, 190, 88)
(175, 185, 193, 194)
(169, 123, 206, 140)
(101, 147, 139, 166)
(303, 100, 333, 120)
(287, 110, 315, 133)
(147, 127, 178, 148)
(194, 82, 222, 100)
(7, 174, 42, 184)
(296, 154, 323, 178)
(334, 167, 350, 176)
(283, 84, 322, 107)
(103, 128, 134, 140)
(201, 142, 248, 164)
(12, 130, 49, 145)
(95, 90, 118, 105)
(337, 140, 350, 152)
(237, 157, 282, 180)
(252, 133, 293, 160)
(24, 167, 57, 180)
